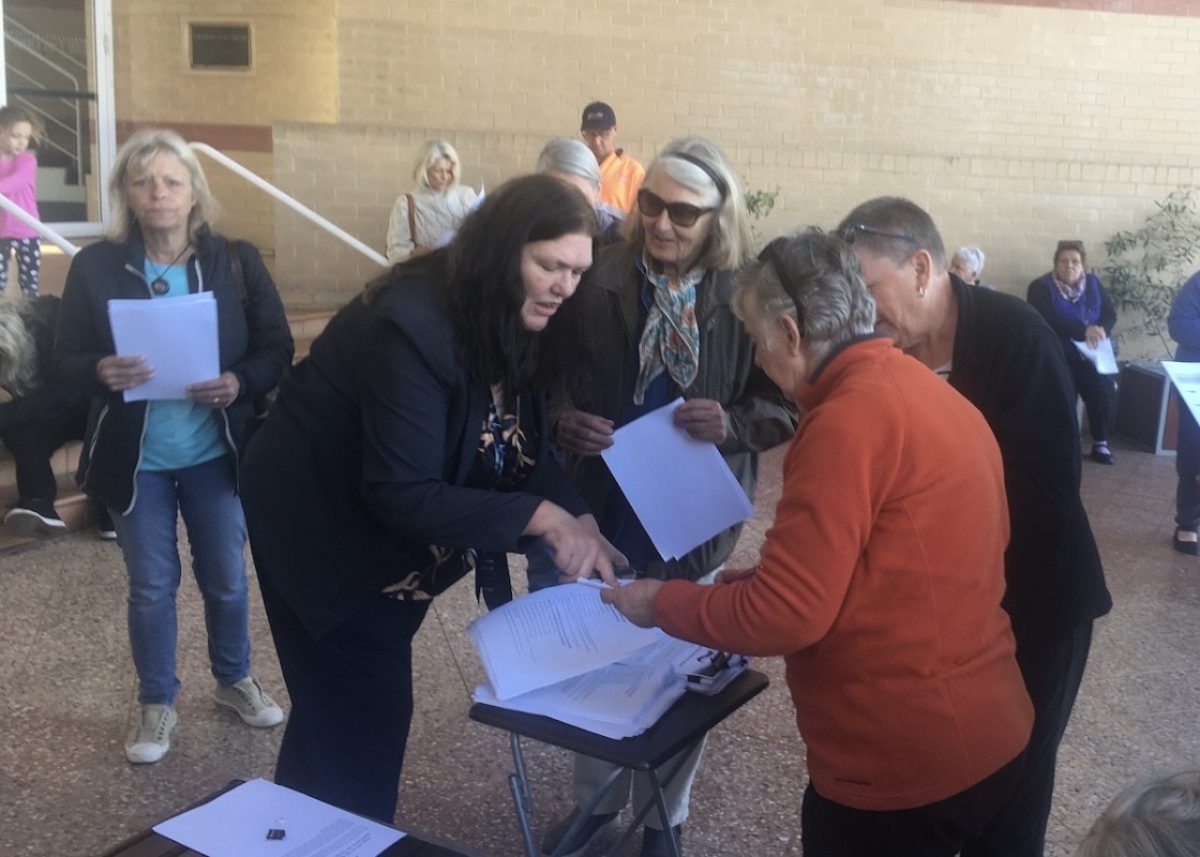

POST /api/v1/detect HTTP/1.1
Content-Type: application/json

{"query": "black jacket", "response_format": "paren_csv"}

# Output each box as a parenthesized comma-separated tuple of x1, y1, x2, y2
(948, 274, 1112, 645)
(54, 228, 293, 512)
(549, 241, 797, 581)
(240, 269, 589, 639)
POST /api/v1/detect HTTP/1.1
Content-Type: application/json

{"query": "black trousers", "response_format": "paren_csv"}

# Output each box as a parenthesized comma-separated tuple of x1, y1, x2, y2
(1176, 390, 1200, 530)
(0, 405, 86, 502)
(801, 748, 1027, 857)
(960, 620, 1094, 857)
(1067, 354, 1115, 444)
(257, 570, 430, 822)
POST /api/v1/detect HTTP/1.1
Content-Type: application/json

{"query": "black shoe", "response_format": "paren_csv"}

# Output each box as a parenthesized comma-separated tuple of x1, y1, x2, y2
(4, 499, 66, 537)
(97, 508, 118, 541)
(1174, 529, 1200, 556)
(640, 824, 683, 857)
(1090, 445, 1115, 465)
(540, 809, 619, 857)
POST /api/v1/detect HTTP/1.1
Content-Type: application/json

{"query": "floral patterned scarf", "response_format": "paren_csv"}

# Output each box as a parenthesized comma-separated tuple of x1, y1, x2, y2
(633, 249, 704, 404)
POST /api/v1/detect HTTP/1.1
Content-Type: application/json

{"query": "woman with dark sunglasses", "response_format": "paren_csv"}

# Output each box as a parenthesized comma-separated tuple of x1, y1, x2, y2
(538, 137, 796, 857)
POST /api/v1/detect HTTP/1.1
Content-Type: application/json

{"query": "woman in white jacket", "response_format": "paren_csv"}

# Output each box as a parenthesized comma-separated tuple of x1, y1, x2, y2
(385, 139, 478, 263)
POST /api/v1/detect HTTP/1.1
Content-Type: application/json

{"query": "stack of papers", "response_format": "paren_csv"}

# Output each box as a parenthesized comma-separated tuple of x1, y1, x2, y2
(108, 292, 219, 401)
(468, 583, 703, 739)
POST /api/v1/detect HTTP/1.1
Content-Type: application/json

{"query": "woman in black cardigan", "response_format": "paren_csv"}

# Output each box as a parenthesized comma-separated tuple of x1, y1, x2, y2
(240, 175, 625, 821)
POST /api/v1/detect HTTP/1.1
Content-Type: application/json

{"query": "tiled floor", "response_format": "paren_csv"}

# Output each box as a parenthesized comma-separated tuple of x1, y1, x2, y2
(1, 438, 1197, 856)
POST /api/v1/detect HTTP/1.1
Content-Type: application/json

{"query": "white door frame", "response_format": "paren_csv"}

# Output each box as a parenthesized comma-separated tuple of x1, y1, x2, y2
(0, 0, 116, 237)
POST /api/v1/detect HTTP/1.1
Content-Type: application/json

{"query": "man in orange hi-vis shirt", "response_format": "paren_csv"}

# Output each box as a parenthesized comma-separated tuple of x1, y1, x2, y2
(580, 101, 645, 214)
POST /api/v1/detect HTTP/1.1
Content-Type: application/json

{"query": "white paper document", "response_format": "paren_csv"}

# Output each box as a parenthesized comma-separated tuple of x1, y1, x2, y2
(471, 599, 705, 738)
(108, 292, 219, 401)
(467, 581, 663, 700)
(152, 778, 404, 857)
(1073, 338, 1119, 375)
(1162, 361, 1200, 425)
(601, 398, 754, 560)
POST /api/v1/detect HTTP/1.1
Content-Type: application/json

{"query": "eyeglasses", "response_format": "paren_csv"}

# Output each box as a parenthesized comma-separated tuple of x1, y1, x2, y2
(637, 189, 715, 228)
(838, 223, 919, 248)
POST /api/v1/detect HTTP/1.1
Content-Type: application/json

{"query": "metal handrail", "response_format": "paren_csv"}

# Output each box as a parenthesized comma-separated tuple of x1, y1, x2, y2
(3, 17, 87, 78)
(4, 25, 85, 182)
(0, 194, 80, 256)
(189, 142, 390, 268)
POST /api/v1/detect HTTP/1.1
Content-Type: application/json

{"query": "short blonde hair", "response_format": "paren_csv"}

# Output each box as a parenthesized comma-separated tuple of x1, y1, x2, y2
(628, 136, 753, 272)
(106, 129, 218, 245)
(413, 139, 462, 192)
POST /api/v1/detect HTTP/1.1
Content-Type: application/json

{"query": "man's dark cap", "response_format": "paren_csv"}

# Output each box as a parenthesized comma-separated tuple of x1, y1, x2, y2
(581, 101, 617, 131)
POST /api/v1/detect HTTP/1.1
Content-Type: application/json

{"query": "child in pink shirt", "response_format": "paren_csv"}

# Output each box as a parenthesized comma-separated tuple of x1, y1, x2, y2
(0, 106, 42, 297)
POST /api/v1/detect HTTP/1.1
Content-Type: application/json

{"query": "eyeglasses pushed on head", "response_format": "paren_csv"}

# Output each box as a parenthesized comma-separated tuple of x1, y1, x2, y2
(837, 223, 919, 248)
(637, 189, 715, 228)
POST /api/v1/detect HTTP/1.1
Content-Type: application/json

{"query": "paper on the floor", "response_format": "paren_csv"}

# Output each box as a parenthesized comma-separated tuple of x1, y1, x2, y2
(600, 397, 754, 560)
(468, 580, 663, 700)
(1072, 337, 1119, 375)
(108, 292, 220, 401)
(152, 778, 404, 857)
(472, 632, 701, 738)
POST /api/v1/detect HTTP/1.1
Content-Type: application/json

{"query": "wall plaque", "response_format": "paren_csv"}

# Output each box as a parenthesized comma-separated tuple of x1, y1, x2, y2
(189, 24, 251, 70)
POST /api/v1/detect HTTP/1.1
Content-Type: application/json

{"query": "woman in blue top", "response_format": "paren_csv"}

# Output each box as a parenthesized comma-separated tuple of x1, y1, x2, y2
(1027, 240, 1118, 464)
(55, 129, 294, 765)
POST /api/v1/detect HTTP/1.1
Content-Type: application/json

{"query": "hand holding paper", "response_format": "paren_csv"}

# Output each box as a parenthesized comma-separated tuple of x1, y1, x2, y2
(107, 293, 220, 401)
(601, 578, 664, 628)
(1072, 337, 1119, 375)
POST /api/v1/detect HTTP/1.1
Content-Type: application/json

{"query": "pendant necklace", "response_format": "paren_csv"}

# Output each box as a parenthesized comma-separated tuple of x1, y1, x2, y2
(147, 244, 192, 295)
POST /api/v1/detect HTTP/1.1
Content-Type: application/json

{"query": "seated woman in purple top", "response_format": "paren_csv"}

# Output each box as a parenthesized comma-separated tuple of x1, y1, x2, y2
(1027, 240, 1118, 464)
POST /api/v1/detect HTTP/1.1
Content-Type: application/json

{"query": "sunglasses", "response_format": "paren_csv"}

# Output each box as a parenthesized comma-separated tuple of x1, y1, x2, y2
(637, 189, 715, 228)
(757, 238, 806, 332)
(838, 223, 919, 248)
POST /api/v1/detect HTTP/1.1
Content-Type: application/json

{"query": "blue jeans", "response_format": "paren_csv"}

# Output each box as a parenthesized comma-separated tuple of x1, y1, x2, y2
(111, 456, 251, 705)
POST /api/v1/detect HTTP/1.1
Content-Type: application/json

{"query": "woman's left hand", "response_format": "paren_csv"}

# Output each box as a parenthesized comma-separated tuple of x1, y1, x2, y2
(673, 398, 728, 443)
(187, 371, 241, 409)
(1084, 325, 1106, 349)
(601, 579, 664, 628)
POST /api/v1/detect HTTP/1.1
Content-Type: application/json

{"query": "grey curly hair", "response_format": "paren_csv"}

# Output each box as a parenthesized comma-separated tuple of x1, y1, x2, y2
(0, 300, 38, 396)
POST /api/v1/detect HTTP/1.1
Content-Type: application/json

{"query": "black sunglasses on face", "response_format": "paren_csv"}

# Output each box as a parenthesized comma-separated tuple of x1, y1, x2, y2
(637, 189, 715, 228)
(838, 223, 919, 248)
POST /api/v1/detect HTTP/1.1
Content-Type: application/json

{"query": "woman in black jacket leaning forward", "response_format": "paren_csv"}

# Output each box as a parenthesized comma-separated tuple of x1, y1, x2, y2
(240, 175, 625, 822)
(55, 129, 294, 766)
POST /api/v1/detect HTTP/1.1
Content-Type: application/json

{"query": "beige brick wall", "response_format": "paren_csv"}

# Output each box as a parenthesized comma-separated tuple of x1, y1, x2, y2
(111, 0, 337, 257)
(271, 0, 1200, 327)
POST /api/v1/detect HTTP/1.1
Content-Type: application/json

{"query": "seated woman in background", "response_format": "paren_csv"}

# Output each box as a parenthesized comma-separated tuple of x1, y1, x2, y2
(55, 129, 294, 766)
(1076, 769, 1200, 857)
(240, 175, 625, 822)
(1027, 239, 1118, 464)
(604, 229, 1033, 857)
(950, 244, 991, 289)
(385, 138, 478, 263)
(0, 294, 113, 538)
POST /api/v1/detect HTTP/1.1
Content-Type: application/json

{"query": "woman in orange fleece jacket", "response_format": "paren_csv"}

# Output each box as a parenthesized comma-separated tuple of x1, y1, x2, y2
(605, 229, 1032, 857)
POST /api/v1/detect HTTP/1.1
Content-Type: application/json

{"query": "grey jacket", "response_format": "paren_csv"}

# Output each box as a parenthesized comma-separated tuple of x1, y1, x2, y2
(550, 241, 797, 580)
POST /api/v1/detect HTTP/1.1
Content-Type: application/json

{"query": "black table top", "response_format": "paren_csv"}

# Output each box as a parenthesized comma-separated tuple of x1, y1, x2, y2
(469, 669, 770, 770)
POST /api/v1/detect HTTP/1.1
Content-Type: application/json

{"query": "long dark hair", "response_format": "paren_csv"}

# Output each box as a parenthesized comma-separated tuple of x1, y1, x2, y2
(443, 174, 597, 396)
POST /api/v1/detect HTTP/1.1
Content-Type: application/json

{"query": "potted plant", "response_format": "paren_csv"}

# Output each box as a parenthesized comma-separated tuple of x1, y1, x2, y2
(1103, 186, 1200, 452)
(1103, 186, 1200, 360)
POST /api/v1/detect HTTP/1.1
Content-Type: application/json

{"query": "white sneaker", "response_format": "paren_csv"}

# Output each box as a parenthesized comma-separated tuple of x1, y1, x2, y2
(125, 703, 177, 764)
(214, 676, 284, 727)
